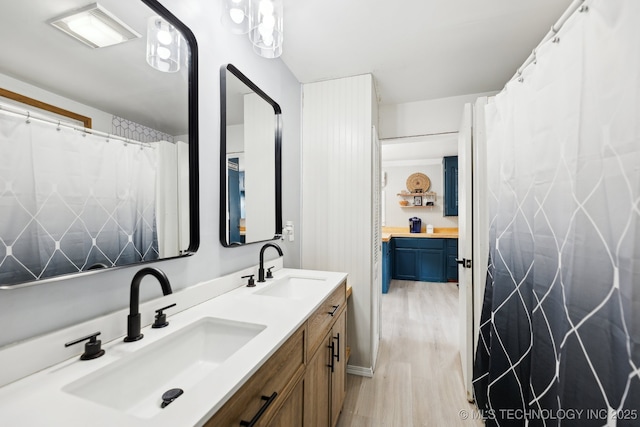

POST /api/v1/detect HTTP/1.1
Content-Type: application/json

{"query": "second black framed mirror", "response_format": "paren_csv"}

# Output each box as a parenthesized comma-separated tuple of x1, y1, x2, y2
(220, 64, 282, 247)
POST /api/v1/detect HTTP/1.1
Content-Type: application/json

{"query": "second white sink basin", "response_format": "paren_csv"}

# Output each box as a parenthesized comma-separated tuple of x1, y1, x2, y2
(254, 276, 327, 299)
(63, 317, 266, 419)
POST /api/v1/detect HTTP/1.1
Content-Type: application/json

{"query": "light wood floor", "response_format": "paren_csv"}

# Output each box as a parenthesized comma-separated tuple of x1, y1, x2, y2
(337, 280, 484, 427)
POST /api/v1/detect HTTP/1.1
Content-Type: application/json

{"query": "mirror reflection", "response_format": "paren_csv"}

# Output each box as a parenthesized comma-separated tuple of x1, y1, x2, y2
(220, 64, 282, 246)
(0, 0, 198, 288)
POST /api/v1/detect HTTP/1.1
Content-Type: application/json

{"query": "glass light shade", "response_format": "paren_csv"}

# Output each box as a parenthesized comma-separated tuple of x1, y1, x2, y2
(253, 42, 282, 59)
(221, 0, 253, 34)
(249, 0, 283, 51)
(146, 16, 180, 73)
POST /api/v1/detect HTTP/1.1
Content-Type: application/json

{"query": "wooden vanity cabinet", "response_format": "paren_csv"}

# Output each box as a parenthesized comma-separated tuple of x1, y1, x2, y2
(204, 280, 347, 427)
(330, 308, 347, 426)
(204, 325, 305, 427)
(304, 283, 347, 427)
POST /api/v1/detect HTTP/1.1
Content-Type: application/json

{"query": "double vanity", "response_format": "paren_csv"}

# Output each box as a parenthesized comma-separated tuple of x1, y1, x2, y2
(0, 267, 348, 426)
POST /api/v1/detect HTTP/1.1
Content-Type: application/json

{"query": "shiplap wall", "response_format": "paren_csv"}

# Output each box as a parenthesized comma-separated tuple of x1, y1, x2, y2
(301, 74, 379, 373)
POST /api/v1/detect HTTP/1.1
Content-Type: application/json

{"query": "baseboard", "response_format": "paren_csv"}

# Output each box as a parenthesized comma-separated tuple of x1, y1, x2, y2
(346, 364, 374, 378)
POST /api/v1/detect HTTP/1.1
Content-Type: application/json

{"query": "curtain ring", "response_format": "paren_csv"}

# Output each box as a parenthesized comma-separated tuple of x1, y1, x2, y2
(25, 112, 31, 124)
(56, 121, 61, 131)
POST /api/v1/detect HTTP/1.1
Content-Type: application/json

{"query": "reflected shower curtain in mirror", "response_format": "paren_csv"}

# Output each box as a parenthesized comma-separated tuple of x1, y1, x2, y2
(0, 110, 159, 284)
(156, 139, 189, 257)
(474, 1, 640, 426)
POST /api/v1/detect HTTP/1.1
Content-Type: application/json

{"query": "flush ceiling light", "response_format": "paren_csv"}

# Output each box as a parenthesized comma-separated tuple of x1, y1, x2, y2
(49, 3, 140, 49)
(221, 0, 253, 34)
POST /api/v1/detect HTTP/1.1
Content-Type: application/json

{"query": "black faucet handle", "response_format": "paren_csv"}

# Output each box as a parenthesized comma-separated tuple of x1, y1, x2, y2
(152, 303, 177, 329)
(242, 274, 256, 287)
(65, 332, 105, 360)
(266, 266, 275, 279)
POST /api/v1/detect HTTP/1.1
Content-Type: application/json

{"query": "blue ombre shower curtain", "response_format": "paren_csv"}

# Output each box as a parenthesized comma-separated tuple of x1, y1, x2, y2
(473, 1, 640, 426)
(0, 110, 159, 285)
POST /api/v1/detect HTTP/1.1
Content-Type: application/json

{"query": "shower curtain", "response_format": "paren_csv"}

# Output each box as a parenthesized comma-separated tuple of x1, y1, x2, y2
(156, 139, 189, 257)
(0, 110, 159, 284)
(473, 1, 640, 426)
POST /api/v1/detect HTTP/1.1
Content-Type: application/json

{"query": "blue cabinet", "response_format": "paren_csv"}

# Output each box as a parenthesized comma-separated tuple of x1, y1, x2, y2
(390, 237, 458, 283)
(391, 238, 446, 282)
(417, 249, 445, 282)
(446, 239, 458, 281)
(443, 156, 458, 216)
(393, 247, 419, 280)
(382, 240, 392, 293)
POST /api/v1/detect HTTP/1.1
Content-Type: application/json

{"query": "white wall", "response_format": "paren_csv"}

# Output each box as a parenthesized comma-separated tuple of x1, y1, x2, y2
(383, 163, 459, 229)
(0, 73, 117, 134)
(379, 91, 498, 139)
(379, 91, 498, 229)
(0, 0, 302, 348)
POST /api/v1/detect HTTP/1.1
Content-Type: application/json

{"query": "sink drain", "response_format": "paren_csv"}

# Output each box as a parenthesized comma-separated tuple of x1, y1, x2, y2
(161, 388, 184, 408)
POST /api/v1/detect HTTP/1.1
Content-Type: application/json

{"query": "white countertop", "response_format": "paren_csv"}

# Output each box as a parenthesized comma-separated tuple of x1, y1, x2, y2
(0, 268, 347, 427)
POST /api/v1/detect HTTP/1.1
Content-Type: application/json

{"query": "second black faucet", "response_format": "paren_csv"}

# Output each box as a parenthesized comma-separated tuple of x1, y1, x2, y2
(258, 243, 283, 283)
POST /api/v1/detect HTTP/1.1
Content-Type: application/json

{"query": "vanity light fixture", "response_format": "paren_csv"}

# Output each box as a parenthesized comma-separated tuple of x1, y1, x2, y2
(221, 0, 253, 34)
(146, 16, 181, 73)
(222, 0, 284, 59)
(249, 0, 283, 58)
(49, 3, 140, 49)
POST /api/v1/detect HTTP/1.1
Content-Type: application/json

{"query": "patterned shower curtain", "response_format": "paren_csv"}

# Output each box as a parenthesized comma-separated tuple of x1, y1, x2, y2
(0, 110, 159, 285)
(473, 1, 640, 426)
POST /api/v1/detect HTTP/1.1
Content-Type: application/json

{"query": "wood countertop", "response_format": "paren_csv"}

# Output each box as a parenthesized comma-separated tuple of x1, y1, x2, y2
(381, 226, 459, 242)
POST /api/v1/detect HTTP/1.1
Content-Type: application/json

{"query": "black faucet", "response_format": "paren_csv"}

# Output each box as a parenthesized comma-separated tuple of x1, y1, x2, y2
(124, 267, 172, 342)
(258, 243, 283, 282)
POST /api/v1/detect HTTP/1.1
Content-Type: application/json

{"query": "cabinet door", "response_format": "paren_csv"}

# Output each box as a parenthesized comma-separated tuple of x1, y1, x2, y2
(304, 332, 331, 427)
(330, 309, 347, 426)
(443, 156, 459, 216)
(417, 249, 445, 282)
(382, 241, 390, 293)
(446, 239, 459, 281)
(270, 378, 304, 427)
(393, 247, 417, 280)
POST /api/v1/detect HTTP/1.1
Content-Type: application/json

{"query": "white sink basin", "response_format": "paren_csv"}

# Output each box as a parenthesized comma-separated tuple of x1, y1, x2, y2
(63, 317, 266, 419)
(254, 276, 327, 299)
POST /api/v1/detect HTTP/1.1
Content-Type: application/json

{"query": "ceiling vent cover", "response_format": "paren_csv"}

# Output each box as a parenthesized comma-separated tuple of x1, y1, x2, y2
(49, 3, 141, 49)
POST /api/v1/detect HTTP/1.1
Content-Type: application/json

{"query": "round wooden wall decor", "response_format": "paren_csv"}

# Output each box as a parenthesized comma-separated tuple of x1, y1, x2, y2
(406, 173, 431, 192)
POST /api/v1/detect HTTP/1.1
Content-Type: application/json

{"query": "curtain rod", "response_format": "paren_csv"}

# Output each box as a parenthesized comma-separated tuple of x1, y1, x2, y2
(380, 131, 458, 141)
(0, 102, 155, 149)
(508, 0, 587, 85)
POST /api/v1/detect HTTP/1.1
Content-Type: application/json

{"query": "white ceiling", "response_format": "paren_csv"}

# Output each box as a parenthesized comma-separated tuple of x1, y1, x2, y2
(0, 0, 574, 136)
(281, 0, 574, 105)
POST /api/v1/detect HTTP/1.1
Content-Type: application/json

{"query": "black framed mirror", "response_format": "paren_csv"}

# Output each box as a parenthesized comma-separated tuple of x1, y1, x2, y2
(220, 64, 282, 247)
(0, 0, 199, 288)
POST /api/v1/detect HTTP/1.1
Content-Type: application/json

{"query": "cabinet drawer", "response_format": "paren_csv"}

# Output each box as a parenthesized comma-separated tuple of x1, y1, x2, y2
(307, 281, 346, 358)
(204, 325, 306, 427)
(394, 237, 444, 249)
